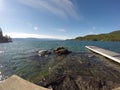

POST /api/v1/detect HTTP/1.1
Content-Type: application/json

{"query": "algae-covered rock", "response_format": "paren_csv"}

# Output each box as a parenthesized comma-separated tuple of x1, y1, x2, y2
(54, 46, 71, 55)
(18, 49, 120, 90)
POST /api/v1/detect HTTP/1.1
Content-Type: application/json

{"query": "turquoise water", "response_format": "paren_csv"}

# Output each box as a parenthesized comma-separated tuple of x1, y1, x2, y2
(0, 39, 120, 80)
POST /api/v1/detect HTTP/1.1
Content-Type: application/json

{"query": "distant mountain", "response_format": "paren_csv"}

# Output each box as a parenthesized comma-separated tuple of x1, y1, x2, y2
(13, 38, 61, 41)
(75, 30, 120, 41)
(0, 28, 12, 43)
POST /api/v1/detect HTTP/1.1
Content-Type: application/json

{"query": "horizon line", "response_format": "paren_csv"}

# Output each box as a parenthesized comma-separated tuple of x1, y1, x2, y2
(4, 32, 73, 40)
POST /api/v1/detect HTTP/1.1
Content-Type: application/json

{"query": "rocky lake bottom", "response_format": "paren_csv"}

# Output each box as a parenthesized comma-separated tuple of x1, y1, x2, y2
(1, 40, 120, 90)
(16, 49, 120, 90)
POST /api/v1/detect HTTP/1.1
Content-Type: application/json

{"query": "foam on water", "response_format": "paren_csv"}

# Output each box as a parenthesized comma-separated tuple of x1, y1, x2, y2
(0, 64, 4, 83)
(0, 51, 4, 54)
(0, 72, 3, 83)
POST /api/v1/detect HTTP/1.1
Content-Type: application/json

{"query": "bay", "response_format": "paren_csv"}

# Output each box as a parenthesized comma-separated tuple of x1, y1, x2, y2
(0, 38, 120, 81)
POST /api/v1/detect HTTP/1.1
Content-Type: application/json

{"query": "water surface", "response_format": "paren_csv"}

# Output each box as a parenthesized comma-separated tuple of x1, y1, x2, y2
(0, 39, 120, 80)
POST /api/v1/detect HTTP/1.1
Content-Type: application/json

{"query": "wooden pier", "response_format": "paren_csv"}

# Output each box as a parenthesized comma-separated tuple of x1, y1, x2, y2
(85, 46, 120, 64)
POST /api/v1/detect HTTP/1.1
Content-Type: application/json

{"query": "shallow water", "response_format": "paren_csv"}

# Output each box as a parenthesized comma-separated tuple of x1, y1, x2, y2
(0, 39, 120, 81)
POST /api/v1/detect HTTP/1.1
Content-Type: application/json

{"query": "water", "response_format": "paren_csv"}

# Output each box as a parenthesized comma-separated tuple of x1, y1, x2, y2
(0, 38, 120, 81)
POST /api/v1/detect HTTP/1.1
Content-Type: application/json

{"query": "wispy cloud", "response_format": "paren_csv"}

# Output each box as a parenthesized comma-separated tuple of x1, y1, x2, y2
(87, 26, 97, 34)
(6, 32, 71, 40)
(17, 0, 79, 19)
(58, 29, 66, 32)
(0, 0, 5, 11)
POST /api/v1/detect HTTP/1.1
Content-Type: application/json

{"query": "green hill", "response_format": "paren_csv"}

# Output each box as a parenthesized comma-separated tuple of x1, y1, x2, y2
(75, 30, 120, 41)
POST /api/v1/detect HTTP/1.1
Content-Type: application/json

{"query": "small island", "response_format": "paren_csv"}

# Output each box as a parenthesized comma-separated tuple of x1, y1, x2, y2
(75, 30, 120, 41)
(0, 28, 12, 43)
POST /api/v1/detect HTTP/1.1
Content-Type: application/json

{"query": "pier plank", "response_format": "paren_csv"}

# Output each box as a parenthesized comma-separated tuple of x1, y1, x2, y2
(85, 46, 120, 64)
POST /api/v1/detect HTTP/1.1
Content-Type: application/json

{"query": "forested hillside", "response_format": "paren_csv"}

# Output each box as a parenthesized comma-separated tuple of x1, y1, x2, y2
(75, 30, 120, 41)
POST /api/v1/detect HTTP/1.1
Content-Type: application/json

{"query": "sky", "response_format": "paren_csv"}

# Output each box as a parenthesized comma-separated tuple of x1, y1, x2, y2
(0, 0, 120, 39)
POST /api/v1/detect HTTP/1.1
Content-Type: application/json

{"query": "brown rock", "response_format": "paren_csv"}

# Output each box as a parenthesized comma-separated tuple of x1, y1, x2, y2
(54, 46, 70, 55)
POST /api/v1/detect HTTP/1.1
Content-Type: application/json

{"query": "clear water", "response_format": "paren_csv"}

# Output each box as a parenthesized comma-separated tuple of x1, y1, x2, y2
(0, 39, 120, 80)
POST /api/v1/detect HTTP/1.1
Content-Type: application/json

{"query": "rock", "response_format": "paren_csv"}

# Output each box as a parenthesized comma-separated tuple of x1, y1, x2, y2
(54, 46, 70, 55)
(28, 52, 120, 90)
(38, 50, 51, 57)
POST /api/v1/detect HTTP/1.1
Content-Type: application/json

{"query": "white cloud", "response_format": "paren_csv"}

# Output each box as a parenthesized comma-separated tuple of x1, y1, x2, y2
(6, 32, 71, 40)
(88, 32, 94, 35)
(58, 29, 66, 32)
(17, 0, 79, 19)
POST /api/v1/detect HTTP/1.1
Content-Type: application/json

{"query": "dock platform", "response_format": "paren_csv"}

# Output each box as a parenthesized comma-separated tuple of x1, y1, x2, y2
(85, 46, 120, 64)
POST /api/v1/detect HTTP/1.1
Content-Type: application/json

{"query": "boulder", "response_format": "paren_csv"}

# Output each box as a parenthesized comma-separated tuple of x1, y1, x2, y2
(54, 46, 70, 55)
(38, 50, 51, 57)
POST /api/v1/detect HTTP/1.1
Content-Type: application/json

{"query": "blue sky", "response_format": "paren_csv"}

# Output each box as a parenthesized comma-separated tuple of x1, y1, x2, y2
(0, 0, 120, 39)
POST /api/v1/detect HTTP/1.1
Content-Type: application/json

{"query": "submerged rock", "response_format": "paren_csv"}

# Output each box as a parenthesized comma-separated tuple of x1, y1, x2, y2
(35, 53, 120, 90)
(38, 50, 51, 57)
(24, 49, 120, 90)
(54, 46, 71, 55)
(38, 47, 70, 57)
